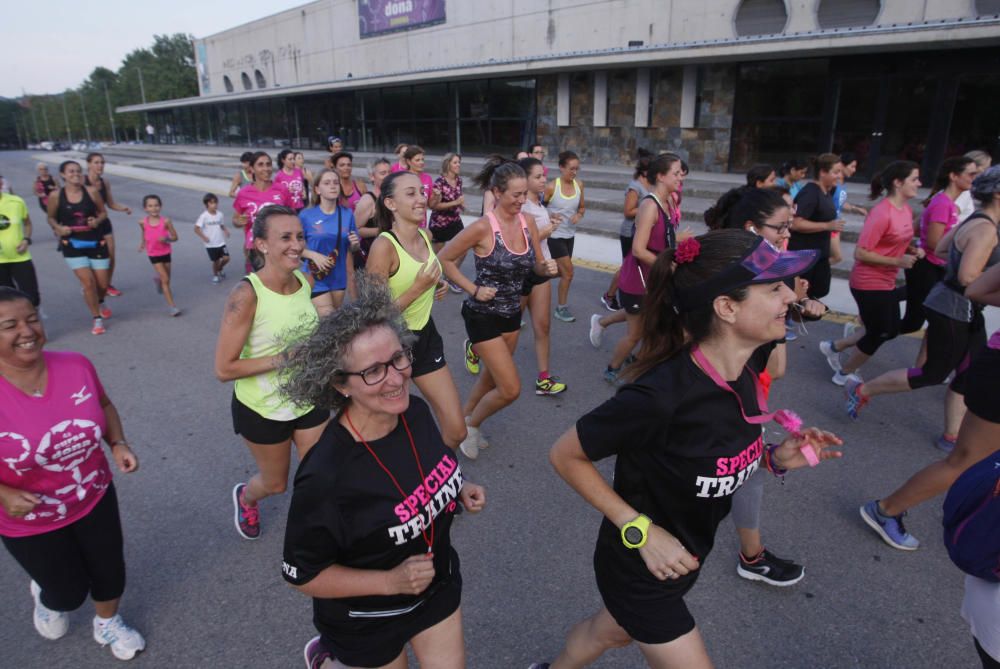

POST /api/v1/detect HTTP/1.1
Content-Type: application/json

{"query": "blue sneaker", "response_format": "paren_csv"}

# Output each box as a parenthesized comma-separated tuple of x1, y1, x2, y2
(785, 319, 799, 342)
(603, 366, 622, 386)
(845, 378, 869, 420)
(859, 500, 919, 551)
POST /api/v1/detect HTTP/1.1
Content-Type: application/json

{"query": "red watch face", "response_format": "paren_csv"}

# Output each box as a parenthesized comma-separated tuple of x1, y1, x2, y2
(624, 526, 644, 545)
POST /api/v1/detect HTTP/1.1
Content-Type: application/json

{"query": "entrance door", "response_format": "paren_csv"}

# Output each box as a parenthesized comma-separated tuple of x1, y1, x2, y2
(831, 75, 887, 179)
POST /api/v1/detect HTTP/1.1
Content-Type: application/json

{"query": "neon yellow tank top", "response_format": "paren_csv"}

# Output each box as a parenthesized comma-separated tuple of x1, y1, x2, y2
(381, 229, 439, 330)
(234, 270, 318, 420)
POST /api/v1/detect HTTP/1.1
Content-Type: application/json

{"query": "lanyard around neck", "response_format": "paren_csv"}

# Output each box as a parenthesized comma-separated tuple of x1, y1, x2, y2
(690, 345, 774, 425)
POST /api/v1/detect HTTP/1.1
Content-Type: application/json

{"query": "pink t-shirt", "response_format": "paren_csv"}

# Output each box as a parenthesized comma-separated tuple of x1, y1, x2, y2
(989, 330, 1000, 350)
(142, 216, 172, 257)
(850, 198, 915, 292)
(920, 191, 959, 267)
(0, 351, 112, 538)
(233, 182, 293, 250)
(274, 168, 306, 210)
(391, 162, 407, 173)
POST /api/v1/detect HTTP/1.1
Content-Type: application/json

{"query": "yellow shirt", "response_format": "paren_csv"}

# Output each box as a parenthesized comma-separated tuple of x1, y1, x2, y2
(0, 195, 30, 264)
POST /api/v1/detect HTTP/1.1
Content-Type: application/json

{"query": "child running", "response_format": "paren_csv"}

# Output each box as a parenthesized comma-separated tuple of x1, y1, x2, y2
(137, 195, 181, 317)
(194, 193, 231, 283)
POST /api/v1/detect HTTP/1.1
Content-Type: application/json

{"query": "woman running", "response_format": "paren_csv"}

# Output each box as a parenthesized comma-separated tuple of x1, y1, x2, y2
(846, 165, 1000, 436)
(391, 143, 408, 173)
(214, 206, 329, 540)
(228, 152, 255, 199)
(46, 160, 112, 335)
(775, 158, 809, 199)
(354, 158, 392, 269)
(956, 150, 992, 222)
(818, 161, 923, 385)
(532, 230, 840, 669)
(438, 158, 558, 460)
(788, 153, 845, 303)
(0, 287, 145, 660)
(600, 149, 653, 313)
(403, 146, 434, 221)
(519, 156, 567, 396)
(830, 152, 867, 267)
(279, 277, 486, 669)
(854, 167, 1000, 549)
(0, 190, 42, 309)
(300, 169, 359, 316)
(137, 194, 181, 317)
(331, 151, 367, 214)
(293, 152, 314, 204)
(233, 151, 294, 272)
(274, 149, 307, 213)
(746, 164, 776, 189)
(366, 171, 467, 451)
(592, 154, 682, 386)
(32, 164, 57, 214)
(85, 153, 130, 298)
(546, 151, 586, 323)
(429, 153, 466, 255)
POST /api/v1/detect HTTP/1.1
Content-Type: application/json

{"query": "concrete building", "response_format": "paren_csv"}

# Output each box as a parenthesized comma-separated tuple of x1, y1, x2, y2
(119, 0, 1000, 178)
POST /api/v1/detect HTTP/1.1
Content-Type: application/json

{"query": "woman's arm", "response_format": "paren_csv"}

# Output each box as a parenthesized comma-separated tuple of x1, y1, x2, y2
(345, 247, 357, 301)
(214, 282, 282, 381)
(100, 394, 138, 473)
(228, 172, 242, 198)
(523, 214, 558, 277)
(923, 220, 947, 252)
(630, 199, 659, 267)
(165, 219, 179, 242)
(87, 187, 108, 227)
(354, 195, 376, 231)
(572, 181, 586, 224)
(766, 343, 787, 380)
(792, 216, 843, 234)
(623, 188, 640, 219)
(294, 554, 435, 599)
(438, 220, 493, 299)
(965, 262, 1000, 307)
(957, 223, 999, 286)
(854, 246, 915, 269)
(102, 179, 131, 215)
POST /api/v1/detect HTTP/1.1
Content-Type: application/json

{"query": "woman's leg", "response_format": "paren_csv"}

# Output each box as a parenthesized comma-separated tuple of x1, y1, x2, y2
(609, 312, 642, 369)
(291, 419, 331, 461)
(466, 331, 521, 428)
(409, 607, 465, 669)
(73, 267, 101, 317)
(153, 262, 176, 308)
(333, 654, 408, 669)
(605, 268, 621, 302)
(555, 256, 574, 307)
(241, 439, 295, 504)
(731, 473, 765, 557)
(550, 607, 633, 669)
(637, 628, 713, 669)
(414, 366, 467, 449)
(599, 310, 627, 329)
(93, 268, 110, 304)
(311, 292, 337, 318)
(528, 282, 552, 374)
(105, 234, 117, 286)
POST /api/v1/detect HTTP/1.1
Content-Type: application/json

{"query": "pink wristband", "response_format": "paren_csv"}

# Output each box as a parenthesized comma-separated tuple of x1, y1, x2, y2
(799, 443, 820, 467)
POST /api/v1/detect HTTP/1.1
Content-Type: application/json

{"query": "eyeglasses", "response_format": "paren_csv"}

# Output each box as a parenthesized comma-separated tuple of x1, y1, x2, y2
(759, 222, 792, 234)
(340, 348, 413, 385)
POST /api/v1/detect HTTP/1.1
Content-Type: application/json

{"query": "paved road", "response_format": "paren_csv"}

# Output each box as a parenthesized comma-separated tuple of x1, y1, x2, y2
(0, 151, 980, 668)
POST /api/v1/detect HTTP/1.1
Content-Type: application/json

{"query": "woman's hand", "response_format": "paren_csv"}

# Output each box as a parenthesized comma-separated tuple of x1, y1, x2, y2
(537, 258, 558, 277)
(0, 486, 41, 518)
(384, 553, 436, 596)
(111, 443, 139, 473)
(800, 298, 826, 319)
(434, 282, 448, 301)
(86, 216, 99, 229)
(306, 250, 334, 273)
(896, 254, 917, 270)
(414, 261, 442, 292)
(774, 428, 843, 470)
(638, 524, 700, 581)
(55, 224, 73, 237)
(234, 213, 248, 229)
(827, 219, 846, 233)
(459, 483, 486, 513)
(473, 285, 497, 302)
(348, 231, 361, 252)
(676, 227, 695, 243)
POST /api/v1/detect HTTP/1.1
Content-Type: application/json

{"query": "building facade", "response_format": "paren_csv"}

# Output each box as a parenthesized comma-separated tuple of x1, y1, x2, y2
(120, 0, 1000, 178)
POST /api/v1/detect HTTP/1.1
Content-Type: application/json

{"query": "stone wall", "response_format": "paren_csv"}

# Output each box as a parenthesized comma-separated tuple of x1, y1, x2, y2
(535, 64, 737, 172)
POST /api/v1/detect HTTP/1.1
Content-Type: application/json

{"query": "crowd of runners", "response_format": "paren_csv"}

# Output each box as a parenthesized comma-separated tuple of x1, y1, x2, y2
(0, 138, 998, 669)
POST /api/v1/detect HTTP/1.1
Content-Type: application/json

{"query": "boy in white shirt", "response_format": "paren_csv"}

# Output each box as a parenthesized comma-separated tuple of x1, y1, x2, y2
(193, 193, 230, 282)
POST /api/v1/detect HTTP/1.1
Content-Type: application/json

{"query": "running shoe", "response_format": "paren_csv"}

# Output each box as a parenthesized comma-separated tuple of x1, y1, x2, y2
(589, 314, 604, 348)
(845, 378, 869, 419)
(737, 549, 805, 587)
(933, 434, 956, 453)
(448, 280, 463, 294)
(464, 416, 488, 450)
(30, 581, 68, 640)
(232, 483, 260, 540)
(106, 285, 122, 297)
(93, 614, 145, 660)
(219, 270, 227, 279)
(459, 426, 482, 460)
(819, 340, 842, 373)
(600, 293, 621, 312)
(212, 275, 222, 284)
(99, 304, 112, 319)
(831, 370, 861, 387)
(153, 276, 162, 294)
(535, 375, 567, 396)
(603, 366, 623, 386)
(843, 320, 859, 340)
(463, 339, 480, 375)
(553, 305, 576, 323)
(784, 319, 798, 342)
(170, 307, 182, 317)
(303, 635, 334, 669)
(91, 318, 106, 336)
(859, 500, 920, 550)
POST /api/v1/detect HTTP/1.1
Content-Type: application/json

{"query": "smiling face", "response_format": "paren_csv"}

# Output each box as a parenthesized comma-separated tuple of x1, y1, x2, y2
(0, 297, 45, 371)
(718, 281, 796, 344)
(385, 173, 427, 225)
(336, 325, 411, 418)
(819, 163, 843, 190)
(316, 171, 341, 202)
(281, 153, 295, 170)
(749, 205, 792, 247)
(255, 214, 305, 270)
(448, 155, 461, 176)
(495, 176, 528, 215)
(252, 155, 273, 183)
(408, 153, 425, 173)
(60, 162, 83, 186)
(143, 198, 162, 217)
(656, 160, 685, 194)
(897, 169, 922, 200)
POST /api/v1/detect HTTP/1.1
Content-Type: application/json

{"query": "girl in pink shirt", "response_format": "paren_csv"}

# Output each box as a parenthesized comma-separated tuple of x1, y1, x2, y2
(0, 288, 144, 659)
(137, 195, 180, 316)
(820, 161, 923, 383)
(273, 150, 307, 212)
(233, 152, 293, 271)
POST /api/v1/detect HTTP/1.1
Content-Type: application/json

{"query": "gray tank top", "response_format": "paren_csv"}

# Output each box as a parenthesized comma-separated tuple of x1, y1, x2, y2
(924, 213, 1000, 322)
(548, 178, 581, 240)
(620, 179, 650, 238)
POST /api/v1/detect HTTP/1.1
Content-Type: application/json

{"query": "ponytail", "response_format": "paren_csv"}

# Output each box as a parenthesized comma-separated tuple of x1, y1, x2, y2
(473, 154, 525, 194)
(870, 160, 919, 201)
(922, 156, 974, 206)
(704, 186, 750, 230)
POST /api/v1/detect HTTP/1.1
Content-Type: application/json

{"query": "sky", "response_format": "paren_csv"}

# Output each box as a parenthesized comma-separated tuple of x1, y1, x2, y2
(5, 0, 298, 98)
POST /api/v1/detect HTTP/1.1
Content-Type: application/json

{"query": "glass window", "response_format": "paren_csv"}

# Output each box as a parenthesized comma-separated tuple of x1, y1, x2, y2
(413, 83, 449, 119)
(947, 73, 1000, 159)
(817, 0, 880, 29)
(255, 70, 267, 89)
(490, 79, 535, 119)
(223, 76, 234, 93)
(382, 86, 412, 121)
(457, 80, 489, 119)
(240, 72, 252, 91)
(734, 0, 788, 36)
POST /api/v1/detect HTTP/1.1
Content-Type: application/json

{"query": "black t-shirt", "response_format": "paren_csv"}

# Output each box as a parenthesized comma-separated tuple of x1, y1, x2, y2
(577, 343, 774, 594)
(282, 396, 463, 626)
(789, 182, 836, 258)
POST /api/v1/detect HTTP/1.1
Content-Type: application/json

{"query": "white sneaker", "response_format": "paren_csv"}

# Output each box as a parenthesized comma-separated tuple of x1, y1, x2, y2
(459, 425, 481, 460)
(589, 314, 604, 348)
(843, 320, 859, 340)
(463, 417, 488, 451)
(30, 581, 68, 640)
(832, 371, 862, 387)
(819, 340, 842, 372)
(93, 613, 146, 660)
(212, 275, 222, 284)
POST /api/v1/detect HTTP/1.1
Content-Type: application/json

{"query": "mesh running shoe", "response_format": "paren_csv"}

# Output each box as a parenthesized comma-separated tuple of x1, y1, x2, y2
(448, 281, 463, 294)
(212, 275, 222, 284)
(860, 500, 919, 550)
(232, 483, 260, 540)
(845, 378, 869, 419)
(589, 314, 604, 348)
(99, 304, 112, 319)
(93, 614, 146, 660)
(459, 425, 481, 460)
(553, 305, 575, 322)
(91, 318, 106, 336)
(737, 549, 805, 587)
(832, 370, 862, 387)
(600, 293, 621, 312)
(819, 340, 842, 372)
(536, 375, 567, 395)
(30, 581, 68, 640)
(464, 339, 480, 375)
(170, 307, 182, 317)
(304, 635, 334, 669)
(106, 285, 122, 297)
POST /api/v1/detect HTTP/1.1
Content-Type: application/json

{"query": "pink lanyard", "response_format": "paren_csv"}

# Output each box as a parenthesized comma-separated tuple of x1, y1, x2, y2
(690, 345, 774, 425)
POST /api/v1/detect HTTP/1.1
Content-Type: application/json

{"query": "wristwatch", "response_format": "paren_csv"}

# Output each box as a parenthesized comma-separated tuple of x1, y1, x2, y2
(621, 514, 651, 549)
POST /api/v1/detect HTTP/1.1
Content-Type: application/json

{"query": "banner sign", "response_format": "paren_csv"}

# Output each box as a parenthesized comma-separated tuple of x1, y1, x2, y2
(359, 0, 446, 38)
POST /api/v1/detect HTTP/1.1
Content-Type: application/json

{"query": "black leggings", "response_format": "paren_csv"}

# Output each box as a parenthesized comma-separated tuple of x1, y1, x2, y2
(0, 259, 40, 306)
(1, 484, 125, 611)
(851, 287, 902, 356)
(799, 257, 831, 300)
(976, 638, 1000, 669)
(906, 309, 985, 394)
(900, 257, 945, 334)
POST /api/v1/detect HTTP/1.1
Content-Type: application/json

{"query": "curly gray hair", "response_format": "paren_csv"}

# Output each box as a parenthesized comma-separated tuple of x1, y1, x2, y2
(278, 272, 414, 412)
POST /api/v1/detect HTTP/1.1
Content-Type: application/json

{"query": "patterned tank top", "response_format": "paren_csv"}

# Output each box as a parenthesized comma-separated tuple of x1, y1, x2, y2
(339, 180, 363, 211)
(465, 212, 535, 317)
